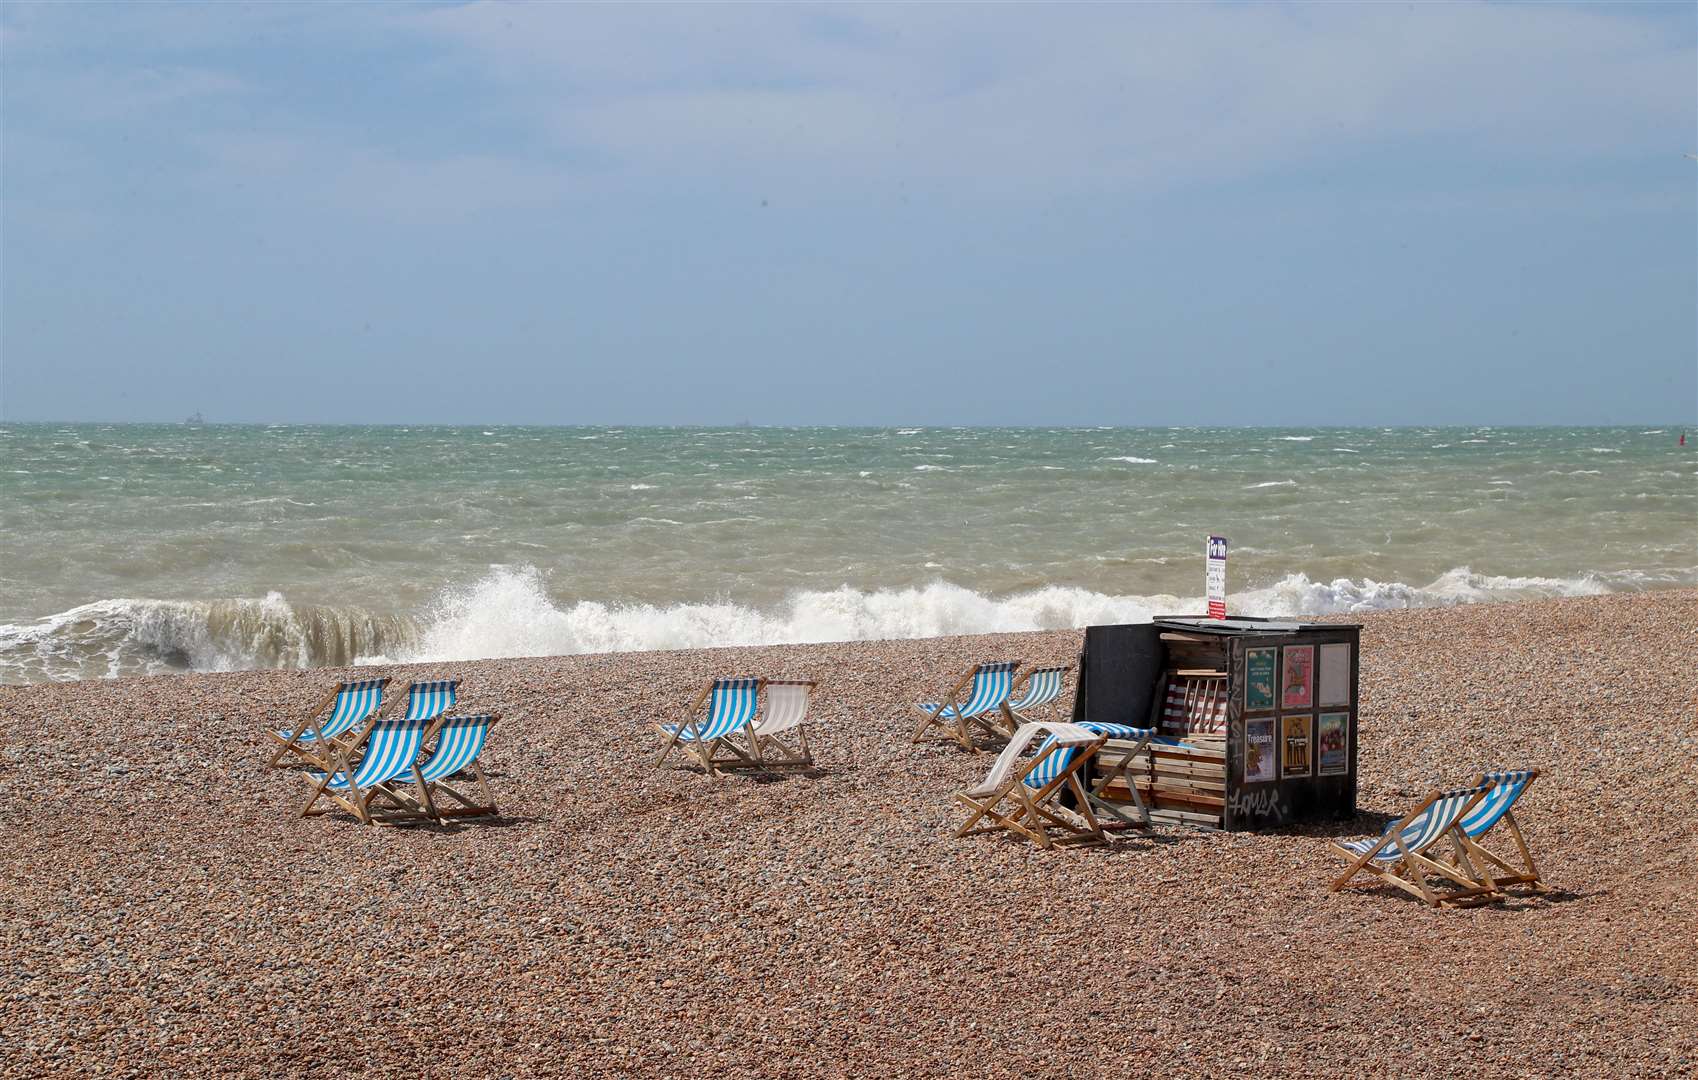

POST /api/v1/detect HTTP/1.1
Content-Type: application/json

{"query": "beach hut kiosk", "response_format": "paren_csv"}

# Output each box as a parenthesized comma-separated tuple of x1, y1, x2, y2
(1072, 616, 1362, 830)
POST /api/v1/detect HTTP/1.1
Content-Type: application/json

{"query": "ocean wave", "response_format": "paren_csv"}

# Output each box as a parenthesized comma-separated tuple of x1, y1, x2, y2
(1245, 480, 1297, 489)
(4, 565, 1689, 684)
(1103, 456, 1157, 464)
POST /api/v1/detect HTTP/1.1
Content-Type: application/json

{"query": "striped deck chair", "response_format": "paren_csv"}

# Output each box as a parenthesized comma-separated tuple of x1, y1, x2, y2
(299, 716, 433, 825)
(1075, 722, 1156, 828)
(1329, 783, 1502, 907)
(1157, 671, 1228, 737)
(388, 678, 460, 723)
(954, 721, 1110, 848)
(1007, 665, 1071, 724)
(655, 677, 764, 776)
(723, 680, 818, 771)
(1448, 769, 1545, 890)
(912, 661, 1021, 751)
(370, 714, 501, 824)
(267, 677, 389, 769)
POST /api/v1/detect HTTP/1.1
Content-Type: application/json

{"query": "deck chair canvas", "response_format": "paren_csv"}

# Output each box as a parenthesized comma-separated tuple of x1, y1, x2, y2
(1007, 665, 1071, 724)
(299, 715, 433, 825)
(267, 677, 389, 769)
(1329, 783, 1502, 907)
(368, 714, 500, 825)
(655, 677, 764, 776)
(711, 680, 818, 772)
(954, 721, 1109, 849)
(1449, 769, 1545, 890)
(387, 678, 460, 723)
(912, 661, 1020, 750)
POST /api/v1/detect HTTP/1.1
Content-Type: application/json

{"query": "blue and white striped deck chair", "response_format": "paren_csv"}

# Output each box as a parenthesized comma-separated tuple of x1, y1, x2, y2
(391, 679, 460, 723)
(1329, 782, 1502, 907)
(267, 677, 389, 769)
(370, 714, 501, 824)
(954, 721, 1109, 848)
(1450, 769, 1544, 889)
(299, 716, 433, 825)
(1007, 665, 1071, 724)
(912, 661, 1021, 751)
(655, 678, 764, 776)
(1018, 722, 1153, 828)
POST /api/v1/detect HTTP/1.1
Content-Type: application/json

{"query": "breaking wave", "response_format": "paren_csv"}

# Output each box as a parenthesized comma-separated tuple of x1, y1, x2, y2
(3, 565, 1687, 683)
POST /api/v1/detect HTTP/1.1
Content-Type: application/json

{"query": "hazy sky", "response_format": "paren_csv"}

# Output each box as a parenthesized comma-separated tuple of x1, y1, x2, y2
(3, 2, 1694, 426)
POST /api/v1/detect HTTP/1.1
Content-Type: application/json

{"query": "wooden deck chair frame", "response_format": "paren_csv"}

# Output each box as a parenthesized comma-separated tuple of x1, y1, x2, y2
(1006, 664, 1072, 725)
(299, 715, 433, 825)
(955, 725, 1110, 849)
(911, 661, 1021, 751)
(367, 714, 501, 825)
(1080, 724, 1154, 829)
(713, 680, 818, 772)
(655, 677, 766, 777)
(267, 676, 390, 770)
(1447, 769, 1546, 891)
(1329, 785, 1503, 908)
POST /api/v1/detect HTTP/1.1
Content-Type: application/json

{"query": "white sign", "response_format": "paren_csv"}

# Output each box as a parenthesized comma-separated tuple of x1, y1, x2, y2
(1206, 535, 1228, 619)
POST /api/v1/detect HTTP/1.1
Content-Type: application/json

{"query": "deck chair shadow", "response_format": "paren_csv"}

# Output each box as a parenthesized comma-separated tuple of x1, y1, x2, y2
(267, 677, 389, 769)
(1329, 783, 1502, 908)
(912, 661, 1020, 751)
(1006, 665, 1071, 725)
(1448, 769, 1545, 891)
(368, 714, 500, 825)
(655, 677, 764, 776)
(954, 721, 1109, 849)
(299, 715, 433, 825)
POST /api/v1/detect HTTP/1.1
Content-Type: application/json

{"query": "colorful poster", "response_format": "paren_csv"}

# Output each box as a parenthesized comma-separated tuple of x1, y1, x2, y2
(1281, 645, 1314, 709)
(1205, 535, 1229, 619)
(1244, 717, 1276, 783)
(1245, 647, 1278, 711)
(1317, 712, 1349, 776)
(1281, 715, 1312, 778)
(1318, 643, 1351, 706)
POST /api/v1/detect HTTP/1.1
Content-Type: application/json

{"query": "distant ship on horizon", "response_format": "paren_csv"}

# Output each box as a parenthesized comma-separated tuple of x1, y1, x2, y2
(184, 411, 205, 426)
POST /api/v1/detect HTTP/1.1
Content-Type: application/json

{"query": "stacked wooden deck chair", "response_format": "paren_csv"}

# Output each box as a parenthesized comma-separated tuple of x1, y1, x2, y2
(1006, 665, 1071, 724)
(368, 714, 501, 825)
(954, 722, 1110, 849)
(1072, 722, 1156, 828)
(1158, 670, 1228, 736)
(300, 715, 434, 825)
(655, 677, 763, 776)
(1329, 782, 1503, 907)
(912, 661, 1020, 751)
(739, 680, 819, 771)
(268, 677, 389, 768)
(1447, 769, 1545, 891)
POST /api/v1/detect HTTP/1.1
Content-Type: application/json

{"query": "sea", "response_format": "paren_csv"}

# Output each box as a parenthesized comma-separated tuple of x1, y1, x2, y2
(1, 424, 1692, 684)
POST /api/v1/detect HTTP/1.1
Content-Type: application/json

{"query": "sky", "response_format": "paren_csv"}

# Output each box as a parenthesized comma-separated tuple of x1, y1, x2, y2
(2, 1, 1694, 426)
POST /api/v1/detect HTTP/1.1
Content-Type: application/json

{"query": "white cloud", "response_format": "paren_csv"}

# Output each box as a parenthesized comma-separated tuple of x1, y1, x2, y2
(410, 2, 1695, 195)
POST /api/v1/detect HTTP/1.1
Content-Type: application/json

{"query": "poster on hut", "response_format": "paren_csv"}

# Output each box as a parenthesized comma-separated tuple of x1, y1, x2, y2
(1317, 713, 1349, 775)
(1318, 643, 1351, 706)
(1281, 646, 1314, 709)
(1245, 647, 1277, 711)
(1282, 715, 1312, 777)
(1244, 717, 1277, 783)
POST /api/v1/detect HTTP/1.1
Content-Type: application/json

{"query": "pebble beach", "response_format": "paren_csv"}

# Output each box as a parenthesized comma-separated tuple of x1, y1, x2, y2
(3, 590, 1695, 1078)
